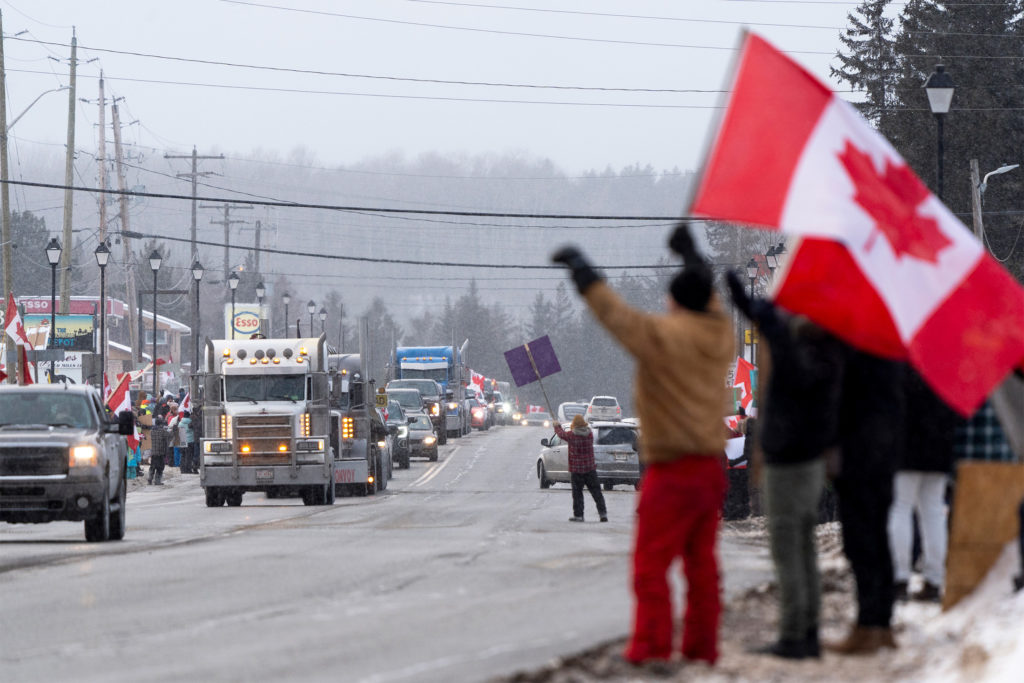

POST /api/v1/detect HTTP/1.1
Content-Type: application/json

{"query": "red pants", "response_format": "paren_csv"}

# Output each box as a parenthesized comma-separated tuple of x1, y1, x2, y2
(624, 456, 726, 664)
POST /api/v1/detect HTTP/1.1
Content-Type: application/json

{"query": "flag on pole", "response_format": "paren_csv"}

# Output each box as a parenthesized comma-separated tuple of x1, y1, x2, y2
(4, 294, 32, 348)
(689, 33, 1024, 415)
(179, 392, 191, 415)
(732, 356, 756, 412)
(470, 371, 485, 395)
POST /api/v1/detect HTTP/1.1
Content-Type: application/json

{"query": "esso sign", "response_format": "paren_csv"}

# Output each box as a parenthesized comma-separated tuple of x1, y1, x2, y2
(225, 304, 264, 338)
(233, 312, 261, 336)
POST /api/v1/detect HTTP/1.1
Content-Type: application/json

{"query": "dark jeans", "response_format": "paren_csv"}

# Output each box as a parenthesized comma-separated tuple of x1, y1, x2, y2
(835, 471, 895, 627)
(765, 458, 825, 641)
(571, 470, 607, 518)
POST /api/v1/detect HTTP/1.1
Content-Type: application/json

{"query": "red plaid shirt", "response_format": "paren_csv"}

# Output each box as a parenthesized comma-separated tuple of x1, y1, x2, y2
(554, 424, 595, 473)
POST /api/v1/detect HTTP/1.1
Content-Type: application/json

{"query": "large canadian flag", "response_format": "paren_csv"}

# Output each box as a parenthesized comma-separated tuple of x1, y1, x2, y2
(107, 373, 139, 450)
(470, 371, 486, 394)
(689, 33, 1024, 415)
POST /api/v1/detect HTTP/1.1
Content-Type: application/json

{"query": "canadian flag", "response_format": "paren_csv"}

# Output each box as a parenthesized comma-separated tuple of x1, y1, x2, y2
(690, 33, 1024, 415)
(732, 356, 756, 412)
(179, 392, 191, 415)
(527, 405, 545, 414)
(106, 373, 139, 450)
(470, 371, 485, 394)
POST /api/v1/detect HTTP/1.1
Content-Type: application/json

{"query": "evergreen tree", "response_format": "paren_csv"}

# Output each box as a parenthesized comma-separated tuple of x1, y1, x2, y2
(831, 0, 899, 127)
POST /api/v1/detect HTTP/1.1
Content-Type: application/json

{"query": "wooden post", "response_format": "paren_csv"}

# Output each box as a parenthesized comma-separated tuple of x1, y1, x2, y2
(969, 158, 984, 239)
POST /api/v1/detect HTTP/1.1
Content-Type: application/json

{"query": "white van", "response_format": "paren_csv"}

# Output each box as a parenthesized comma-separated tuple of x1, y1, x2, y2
(586, 395, 622, 421)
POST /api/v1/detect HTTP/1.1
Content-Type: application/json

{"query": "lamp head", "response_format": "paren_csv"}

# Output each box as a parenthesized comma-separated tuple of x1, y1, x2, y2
(924, 63, 955, 114)
(45, 237, 62, 265)
(191, 261, 204, 281)
(745, 258, 759, 280)
(282, 292, 291, 306)
(319, 307, 327, 322)
(148, 249, 162, 272)
(94, 241, 110, 267)
(228, 272, 240, 291)
(307, 300, 316, 314)
(255, 281, 266, 299)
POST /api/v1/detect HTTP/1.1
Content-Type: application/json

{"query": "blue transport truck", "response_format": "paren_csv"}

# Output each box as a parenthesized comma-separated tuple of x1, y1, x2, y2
(394, 341, 468, 439)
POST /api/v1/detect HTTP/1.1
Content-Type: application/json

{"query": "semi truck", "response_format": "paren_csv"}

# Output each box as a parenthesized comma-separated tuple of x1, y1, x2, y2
(394, 341, 469, 440)
(199, 335, 336, 507)
(327, 349, 391, 497)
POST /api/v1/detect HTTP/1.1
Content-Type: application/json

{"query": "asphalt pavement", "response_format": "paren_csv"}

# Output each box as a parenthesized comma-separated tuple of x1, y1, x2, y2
(0, 424, 773, 682)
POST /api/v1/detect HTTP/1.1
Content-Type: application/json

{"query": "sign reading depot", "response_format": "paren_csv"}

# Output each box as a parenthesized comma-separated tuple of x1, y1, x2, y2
(224, 304, 264, 338)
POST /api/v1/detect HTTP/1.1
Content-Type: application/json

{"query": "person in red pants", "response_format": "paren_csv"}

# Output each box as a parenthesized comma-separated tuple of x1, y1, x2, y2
(552, 222, 734, 666)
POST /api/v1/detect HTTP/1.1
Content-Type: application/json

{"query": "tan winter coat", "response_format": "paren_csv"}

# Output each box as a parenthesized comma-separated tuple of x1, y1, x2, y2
(584, 281, 734, 464)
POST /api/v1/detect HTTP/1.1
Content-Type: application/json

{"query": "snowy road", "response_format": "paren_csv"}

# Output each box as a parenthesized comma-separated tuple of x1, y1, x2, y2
(0, 425, 773, 682)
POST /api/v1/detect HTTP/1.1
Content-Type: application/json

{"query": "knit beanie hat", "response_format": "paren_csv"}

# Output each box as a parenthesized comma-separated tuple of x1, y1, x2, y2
(570, 414, 588, 430)
(670, 265, 713, 312)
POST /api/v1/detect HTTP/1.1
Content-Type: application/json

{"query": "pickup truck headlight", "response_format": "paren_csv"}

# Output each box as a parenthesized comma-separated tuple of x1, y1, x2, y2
(447, 402, 458, 411)
(430, 404, 440, 416)
(423, 436, 436, 446)
(397, 425, 408, 438)
(70, 445, 98, 467)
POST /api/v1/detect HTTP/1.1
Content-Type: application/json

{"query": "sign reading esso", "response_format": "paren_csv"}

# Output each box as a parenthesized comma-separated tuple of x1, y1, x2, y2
(224, 304, 265, 338)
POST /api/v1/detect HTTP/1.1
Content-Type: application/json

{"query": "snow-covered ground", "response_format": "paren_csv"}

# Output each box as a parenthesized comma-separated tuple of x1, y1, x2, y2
(497, 522, 1024, 682)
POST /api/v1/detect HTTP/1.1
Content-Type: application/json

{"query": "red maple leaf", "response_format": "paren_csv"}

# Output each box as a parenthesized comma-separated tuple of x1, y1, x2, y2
(837, 141, 952, 263)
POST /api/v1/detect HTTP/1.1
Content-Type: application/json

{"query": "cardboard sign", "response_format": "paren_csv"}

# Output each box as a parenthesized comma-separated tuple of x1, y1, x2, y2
(374, 393, 388, 408)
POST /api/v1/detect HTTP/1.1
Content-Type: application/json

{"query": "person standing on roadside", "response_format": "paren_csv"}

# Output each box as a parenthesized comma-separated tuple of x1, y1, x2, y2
(553, 414, 607, 523)
(148, 415, 169, 486)
(551, 222, 734, 667)
(178, 411, 195, 474)
(727, 273, 845, 660)
(888, 371, 958, 603)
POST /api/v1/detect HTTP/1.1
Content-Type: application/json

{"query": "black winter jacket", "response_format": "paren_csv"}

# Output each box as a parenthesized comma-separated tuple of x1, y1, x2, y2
(749, 300, 846, 465)
(899, 370, 959, 473)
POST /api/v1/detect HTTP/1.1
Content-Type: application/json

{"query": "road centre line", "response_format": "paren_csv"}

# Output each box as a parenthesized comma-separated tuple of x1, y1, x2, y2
(409, 446, 459, 488)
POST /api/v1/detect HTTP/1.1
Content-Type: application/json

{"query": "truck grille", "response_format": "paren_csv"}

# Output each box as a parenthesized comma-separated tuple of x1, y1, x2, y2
(0, 447, 68, 476)
(235, 414, 291, 464)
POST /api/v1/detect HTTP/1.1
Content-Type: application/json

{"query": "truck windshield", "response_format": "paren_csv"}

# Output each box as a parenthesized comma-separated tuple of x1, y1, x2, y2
(388, 380, 439, 397)
(400, 368, 447, 383)
(388, 391, 422, 410)
(0, 392, 95, 429)
(226, 375, 305, 402)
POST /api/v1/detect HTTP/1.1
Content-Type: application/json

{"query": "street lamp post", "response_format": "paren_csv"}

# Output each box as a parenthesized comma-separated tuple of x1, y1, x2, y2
(282, 292, 290, 338)
(45, 238, 62, 382)
(191, 261, 204, 379)
(94, 242, 110, 390)
(319, 307, 327, 334)
(228, 272, 239, 339)
(924, 63, 955, 201)
(255, 281, 265, 337)
(307, 300, 315, 338)
(745, 257, 759, 364)
(148, 249, 162, 400)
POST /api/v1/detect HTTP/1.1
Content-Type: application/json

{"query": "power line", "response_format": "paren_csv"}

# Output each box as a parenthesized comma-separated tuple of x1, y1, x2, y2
(119, 228, 680, 271)
(0, 178, 690, 221)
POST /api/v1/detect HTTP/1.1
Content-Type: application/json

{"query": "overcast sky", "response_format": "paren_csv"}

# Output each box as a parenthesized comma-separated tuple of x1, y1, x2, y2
(3, 0, 861, 175)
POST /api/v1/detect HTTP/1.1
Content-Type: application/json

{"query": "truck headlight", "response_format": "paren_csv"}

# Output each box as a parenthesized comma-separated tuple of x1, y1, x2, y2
(397, 425, 408, 438)
(431, 404, 440, 416)
(423, 436, 436, 446)
(70, 445, 98, 467)
(447, 402, 458, 411)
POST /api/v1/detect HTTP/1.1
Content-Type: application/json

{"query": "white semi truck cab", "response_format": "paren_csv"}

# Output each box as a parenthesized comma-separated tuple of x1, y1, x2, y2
(199, 336, 335, 507)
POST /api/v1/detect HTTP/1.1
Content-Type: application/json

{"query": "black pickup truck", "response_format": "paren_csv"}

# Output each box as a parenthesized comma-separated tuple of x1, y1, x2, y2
(0, 384, 133, 541)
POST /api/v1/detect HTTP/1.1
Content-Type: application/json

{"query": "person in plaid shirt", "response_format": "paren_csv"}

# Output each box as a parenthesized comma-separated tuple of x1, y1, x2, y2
(553, 414, 607, 523)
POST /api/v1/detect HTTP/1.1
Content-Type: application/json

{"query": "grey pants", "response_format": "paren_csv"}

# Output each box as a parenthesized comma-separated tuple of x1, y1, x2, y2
(764, 458, 825, 641)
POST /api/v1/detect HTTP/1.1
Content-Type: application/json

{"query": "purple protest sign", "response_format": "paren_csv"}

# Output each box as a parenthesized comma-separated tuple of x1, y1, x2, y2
(504, 335, 562, 387)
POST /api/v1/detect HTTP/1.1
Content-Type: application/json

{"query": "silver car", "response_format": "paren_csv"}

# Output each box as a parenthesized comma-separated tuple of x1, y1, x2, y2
(536, 420, 641, 491)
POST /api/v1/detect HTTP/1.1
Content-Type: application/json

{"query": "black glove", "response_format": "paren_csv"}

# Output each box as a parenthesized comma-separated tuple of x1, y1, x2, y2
(551, 246, 602, 294)
(668, 222, 704, 268)
(726, 270, 754, 319)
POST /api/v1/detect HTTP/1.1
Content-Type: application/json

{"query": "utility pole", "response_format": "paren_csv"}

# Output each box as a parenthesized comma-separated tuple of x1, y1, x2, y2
(200, 203, 253, 281)
(254, 220, 262, 274)
(111, 102, 141, 363)
(164, 146, 223, 260)
(96, 72, 107, 245)
(0, 10, 11, 314)
(58, 30, 77, 314)
(969, 158, 983, 239)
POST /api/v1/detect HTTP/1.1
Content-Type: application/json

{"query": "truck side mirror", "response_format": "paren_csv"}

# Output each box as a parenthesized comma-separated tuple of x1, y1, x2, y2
(540, 438, 549, 447)
(117, 410, 135, 436)
(388, 424, 399, 435)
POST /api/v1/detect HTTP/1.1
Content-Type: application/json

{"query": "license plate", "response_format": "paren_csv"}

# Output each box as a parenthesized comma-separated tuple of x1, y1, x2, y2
(255, 469, 274, 482)
(613, 453, 630, 462)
